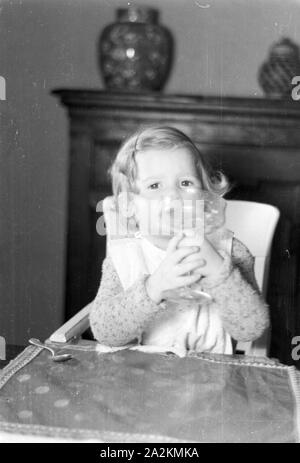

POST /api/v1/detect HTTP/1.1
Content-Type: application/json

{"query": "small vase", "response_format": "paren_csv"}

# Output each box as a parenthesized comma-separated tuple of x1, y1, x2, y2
(258, 37, 300, 98)
(99, 7, 173, 91)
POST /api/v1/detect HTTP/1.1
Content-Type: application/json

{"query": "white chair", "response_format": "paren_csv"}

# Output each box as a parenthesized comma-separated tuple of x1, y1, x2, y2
(49, 199, 280, 358)
(225, 201, 280, 356)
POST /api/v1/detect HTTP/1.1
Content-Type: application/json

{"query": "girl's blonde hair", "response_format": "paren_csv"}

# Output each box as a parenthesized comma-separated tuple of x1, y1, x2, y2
(110, 126, 230, 198)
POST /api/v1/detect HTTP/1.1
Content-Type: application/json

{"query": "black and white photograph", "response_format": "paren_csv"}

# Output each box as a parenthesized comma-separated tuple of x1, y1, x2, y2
(0, 0, 300, 446)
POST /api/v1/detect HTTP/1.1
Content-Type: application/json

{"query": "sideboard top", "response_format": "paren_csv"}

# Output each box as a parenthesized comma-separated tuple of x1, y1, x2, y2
(52, 89, 300, 119)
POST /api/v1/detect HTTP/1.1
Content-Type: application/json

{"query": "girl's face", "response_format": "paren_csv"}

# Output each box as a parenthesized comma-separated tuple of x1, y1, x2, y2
(133, 147, 203, 249)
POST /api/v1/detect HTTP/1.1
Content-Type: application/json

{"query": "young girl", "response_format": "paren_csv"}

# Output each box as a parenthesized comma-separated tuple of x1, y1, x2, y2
(89, 126, 269, 356)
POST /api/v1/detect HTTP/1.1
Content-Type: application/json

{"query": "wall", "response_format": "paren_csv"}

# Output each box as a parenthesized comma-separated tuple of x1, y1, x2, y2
(1, 0, 300, 345)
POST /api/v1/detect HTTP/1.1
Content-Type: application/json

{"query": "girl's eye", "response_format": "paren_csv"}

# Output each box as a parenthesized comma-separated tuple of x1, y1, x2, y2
(148, 183, 160, 190)
(181, 180, 194, 187)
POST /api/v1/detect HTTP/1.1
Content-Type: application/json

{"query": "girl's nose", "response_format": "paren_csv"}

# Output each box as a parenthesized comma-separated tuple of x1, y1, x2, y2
(164, 187, 182, 201)
(162, 190, 182, 212)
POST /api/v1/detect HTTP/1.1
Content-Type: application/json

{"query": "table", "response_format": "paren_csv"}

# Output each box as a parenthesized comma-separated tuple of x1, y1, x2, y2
(0, 341, 300, 443)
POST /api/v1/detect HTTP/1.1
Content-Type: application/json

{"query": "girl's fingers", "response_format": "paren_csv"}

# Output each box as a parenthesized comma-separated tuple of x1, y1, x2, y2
(177, 273, 202, 287)
(176, 260, 206, 276)
(181, 253, 205, 265)
(192, 265, 206, 275)
(166, 233, 184, 255)
(171, 246, 200, 264)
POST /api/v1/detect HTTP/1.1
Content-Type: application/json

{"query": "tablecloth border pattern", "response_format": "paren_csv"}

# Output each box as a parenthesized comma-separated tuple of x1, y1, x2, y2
(0, 345, 43, 390)
(187, 351, 292, 369)
(0, 421, 195, 443)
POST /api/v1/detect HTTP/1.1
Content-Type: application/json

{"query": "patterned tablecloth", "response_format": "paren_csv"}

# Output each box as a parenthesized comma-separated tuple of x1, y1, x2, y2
(0, 342, 299, 443)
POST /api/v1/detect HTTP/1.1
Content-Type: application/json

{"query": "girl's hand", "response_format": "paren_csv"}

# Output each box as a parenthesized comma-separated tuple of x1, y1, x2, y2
(145, 233, 205, 304)
(180, 236, 224, 279)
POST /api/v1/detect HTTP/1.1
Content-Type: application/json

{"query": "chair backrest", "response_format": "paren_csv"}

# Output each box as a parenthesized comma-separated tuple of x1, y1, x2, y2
(225, 200, 280, 298)
(225, 200, 280, 356)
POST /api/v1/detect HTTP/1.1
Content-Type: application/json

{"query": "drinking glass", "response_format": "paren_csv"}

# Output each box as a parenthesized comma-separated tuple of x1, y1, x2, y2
(163, 188, 227, 303)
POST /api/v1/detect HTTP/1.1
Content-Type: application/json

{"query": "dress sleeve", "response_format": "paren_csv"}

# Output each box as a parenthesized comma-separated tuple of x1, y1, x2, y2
(89, 256, 164, 346)
(200, 238, 270, 342)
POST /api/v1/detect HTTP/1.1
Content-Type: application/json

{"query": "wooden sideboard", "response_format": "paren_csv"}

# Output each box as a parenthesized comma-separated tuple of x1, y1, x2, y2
(53, 90, 300, 367)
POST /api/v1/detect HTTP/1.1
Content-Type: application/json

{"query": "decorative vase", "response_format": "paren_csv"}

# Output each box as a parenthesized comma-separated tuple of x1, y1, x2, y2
(99, 7, 173, 91)
(258, 37, 300, 98)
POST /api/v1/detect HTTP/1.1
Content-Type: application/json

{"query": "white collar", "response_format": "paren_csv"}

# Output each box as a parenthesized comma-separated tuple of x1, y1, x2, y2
(135, 233, 166, 273)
